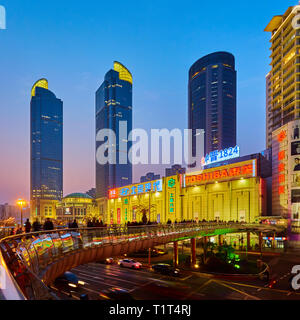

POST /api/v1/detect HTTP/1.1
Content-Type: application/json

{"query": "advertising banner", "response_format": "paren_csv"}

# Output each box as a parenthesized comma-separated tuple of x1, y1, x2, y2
(288, 121, 300, 242)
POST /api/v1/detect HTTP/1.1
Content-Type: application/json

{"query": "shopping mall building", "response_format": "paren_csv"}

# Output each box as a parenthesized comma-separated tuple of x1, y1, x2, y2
(272, 119, 300, 247)
(103, 155, 271, 225)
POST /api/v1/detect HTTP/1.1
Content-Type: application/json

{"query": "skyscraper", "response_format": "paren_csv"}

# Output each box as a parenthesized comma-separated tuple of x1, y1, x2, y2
(96, 62, 133, 198)
(266, 72, 272, 148)
(188, 52, 237, 162)
(265, 5, 300, 140)
(30, 79, 63, 221)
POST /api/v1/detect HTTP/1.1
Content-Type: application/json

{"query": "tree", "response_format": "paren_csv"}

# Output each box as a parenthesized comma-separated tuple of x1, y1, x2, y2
(134, 201, 157, 224)
(142, 211, 148, 225)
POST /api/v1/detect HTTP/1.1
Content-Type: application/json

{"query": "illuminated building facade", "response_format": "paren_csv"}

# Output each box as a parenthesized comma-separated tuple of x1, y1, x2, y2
(30, 79, 63, 221)
(96, 62, 133, 198)
(188, 52, 237, 163)
(265, 5, 300, 134)
(266, 72, 273, 148)
(104, 159, 267, 225)
(56, 193, 98, 224)
(272, 120, 300, 247)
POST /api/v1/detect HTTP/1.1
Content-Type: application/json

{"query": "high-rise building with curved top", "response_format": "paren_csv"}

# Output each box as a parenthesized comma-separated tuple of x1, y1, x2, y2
(96, 62, 133, 199)
(188, 52, 237, 165)
(30, 79, 63, 221)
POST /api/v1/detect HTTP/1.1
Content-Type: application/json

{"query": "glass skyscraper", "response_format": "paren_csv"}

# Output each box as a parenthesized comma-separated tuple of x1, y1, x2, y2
(96, 62, 133, 198)
(188, 52, 237, 162)
(30, 79, 63, 220)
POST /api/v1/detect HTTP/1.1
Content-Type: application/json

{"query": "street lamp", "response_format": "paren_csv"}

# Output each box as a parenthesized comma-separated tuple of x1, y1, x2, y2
(17, 199, 26, 227)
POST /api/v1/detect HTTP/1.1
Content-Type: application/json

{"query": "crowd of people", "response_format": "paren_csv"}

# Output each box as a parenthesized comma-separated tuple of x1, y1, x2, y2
(6, 217, 245, 236)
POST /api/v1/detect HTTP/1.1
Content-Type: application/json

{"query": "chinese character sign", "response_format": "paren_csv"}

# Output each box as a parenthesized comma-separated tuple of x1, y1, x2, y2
(201, 146, 240, 166)
(186, 160, 255, 186)
(167, 178, 176, 215)
(109, 179, 163, 199)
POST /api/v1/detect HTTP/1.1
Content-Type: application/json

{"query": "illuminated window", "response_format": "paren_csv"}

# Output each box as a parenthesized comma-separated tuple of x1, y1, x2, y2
(31, 79, 48, 97)
(114, 61, 133, 84)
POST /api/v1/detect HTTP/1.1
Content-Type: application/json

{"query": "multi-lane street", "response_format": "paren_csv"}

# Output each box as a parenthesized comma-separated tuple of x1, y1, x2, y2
(51, 257, 300, 300)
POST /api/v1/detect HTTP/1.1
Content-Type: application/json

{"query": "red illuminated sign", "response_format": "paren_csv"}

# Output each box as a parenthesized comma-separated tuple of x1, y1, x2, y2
(185, 163, 254, 185)
(278, 150, 285, 161)
(109, 189, 118, 199)
(277, 131, 286, 195)
(277, 130, 287, 143)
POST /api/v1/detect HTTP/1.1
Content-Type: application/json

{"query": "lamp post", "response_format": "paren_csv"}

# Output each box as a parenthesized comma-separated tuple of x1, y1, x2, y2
(17, 199, 26, 227)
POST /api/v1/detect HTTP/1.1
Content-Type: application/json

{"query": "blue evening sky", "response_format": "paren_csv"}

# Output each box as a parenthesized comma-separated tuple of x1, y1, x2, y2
(0, 0, 294, 203)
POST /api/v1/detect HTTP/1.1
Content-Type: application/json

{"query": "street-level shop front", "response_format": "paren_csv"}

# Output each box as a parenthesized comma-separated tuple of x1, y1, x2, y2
(103, 159, 267, 225)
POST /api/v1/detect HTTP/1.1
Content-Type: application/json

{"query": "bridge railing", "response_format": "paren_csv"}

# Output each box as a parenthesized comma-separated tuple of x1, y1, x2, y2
(0, 222, 282, 300)
(0, 227, 15, 239)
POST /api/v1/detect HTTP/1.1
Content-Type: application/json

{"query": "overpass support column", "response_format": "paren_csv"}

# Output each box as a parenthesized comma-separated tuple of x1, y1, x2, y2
(259, 232, 263, 257)
(203, 236, 208, 262)
(218, 234, 224, 246)
(191, 238, 196, 266)
(247, 232, 251, 251)
(173, 241, 178, 268)
(272, 232, 276, 249)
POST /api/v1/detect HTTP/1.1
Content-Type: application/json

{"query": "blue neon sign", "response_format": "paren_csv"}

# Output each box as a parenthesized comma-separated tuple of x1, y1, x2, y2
(119, 179, 162, 197)
(201, 146, 240, 166)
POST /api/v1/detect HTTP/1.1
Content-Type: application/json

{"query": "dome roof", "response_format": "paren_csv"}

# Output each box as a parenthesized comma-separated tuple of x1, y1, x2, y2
(64, 193, 93, 199)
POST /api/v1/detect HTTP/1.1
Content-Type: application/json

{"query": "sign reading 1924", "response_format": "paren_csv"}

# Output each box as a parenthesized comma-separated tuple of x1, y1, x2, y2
(201, 145, 240, 166)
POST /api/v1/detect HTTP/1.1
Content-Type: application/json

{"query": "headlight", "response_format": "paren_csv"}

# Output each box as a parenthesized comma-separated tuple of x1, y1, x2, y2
(68, 283, 77, 288)
(78, 281, 85, 285)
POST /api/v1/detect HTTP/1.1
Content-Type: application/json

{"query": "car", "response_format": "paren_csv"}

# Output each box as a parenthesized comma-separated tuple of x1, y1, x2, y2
(153, 248, 167, 256)
(105, 257, 114, 264)
(118, 259, 142, 269)
(53, 271, 85, 293)
(97, 257, 114, 264)
(99, 287, 134, 300)
(152, 264, 181, 276)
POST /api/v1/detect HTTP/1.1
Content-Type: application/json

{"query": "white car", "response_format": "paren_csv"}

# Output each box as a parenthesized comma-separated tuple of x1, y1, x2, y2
(118, 259, 142, 269)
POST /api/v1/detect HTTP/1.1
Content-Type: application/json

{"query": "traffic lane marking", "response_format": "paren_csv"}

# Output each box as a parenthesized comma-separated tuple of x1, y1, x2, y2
(77, 262, 185, 283)
(74, 268, 146, 286)
(182, 279, 213, 300)
(213, 280, 260, 300)
(73, 271, 132, 291)
(219, 279, 300, 297)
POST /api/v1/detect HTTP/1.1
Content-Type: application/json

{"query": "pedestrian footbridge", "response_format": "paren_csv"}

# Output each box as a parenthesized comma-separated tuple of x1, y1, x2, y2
(0, 222, 284, 300)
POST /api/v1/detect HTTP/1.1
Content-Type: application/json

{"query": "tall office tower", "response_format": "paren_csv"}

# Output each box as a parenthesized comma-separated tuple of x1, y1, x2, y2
(266, 72, 273, 148)
(188, 52, 237, 163)
(30, 79, 63, 221)
(96, 62, 133, 198)
(265, 5, 300, 135)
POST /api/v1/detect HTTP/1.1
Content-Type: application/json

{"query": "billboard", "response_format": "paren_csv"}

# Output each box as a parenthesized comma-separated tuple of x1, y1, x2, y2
(288, 120, 300, 241)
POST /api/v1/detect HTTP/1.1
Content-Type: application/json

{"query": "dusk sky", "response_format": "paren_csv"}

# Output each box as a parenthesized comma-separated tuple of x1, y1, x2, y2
(0, 0, 293, 204)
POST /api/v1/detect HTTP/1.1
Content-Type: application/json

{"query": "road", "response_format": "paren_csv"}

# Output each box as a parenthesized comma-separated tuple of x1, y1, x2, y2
(51, 259, 300, 300)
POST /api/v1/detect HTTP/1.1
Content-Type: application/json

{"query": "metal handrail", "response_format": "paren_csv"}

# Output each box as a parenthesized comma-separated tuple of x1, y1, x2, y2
(0, 227, 15, 239)
(0, 222, 285, 300)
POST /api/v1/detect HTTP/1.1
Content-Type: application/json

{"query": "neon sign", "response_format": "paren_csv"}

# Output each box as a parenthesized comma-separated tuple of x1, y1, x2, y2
(185, 161, 255, 186)
(201, 146, 240, 166)
(108, 179, 163, 199)
(277, 130, 287, 195)
(167, 178, 176, 214)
